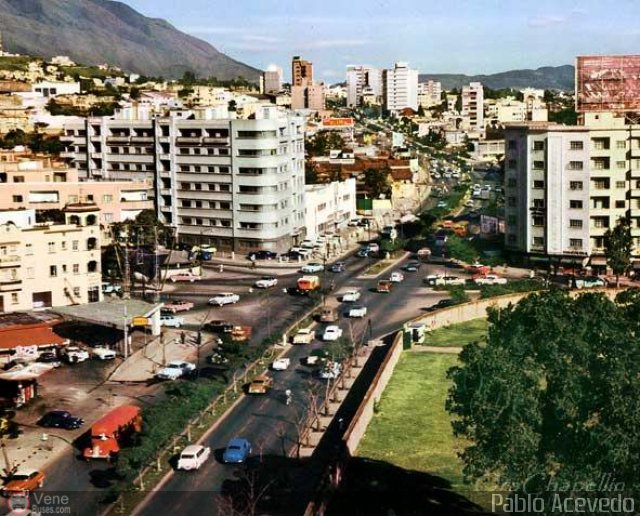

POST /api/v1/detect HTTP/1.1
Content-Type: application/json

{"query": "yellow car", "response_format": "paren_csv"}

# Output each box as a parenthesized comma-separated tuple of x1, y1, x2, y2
(247, 374, 273, 394)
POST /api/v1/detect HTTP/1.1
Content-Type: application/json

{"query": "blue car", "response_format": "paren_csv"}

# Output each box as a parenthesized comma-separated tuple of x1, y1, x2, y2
(330, 262, 345, 273)
(222, 437, 251, 463)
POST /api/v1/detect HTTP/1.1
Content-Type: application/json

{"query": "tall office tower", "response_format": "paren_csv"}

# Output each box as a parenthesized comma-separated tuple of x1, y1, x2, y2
(292, 56, 313, 86)
(382, 62, 418, 114)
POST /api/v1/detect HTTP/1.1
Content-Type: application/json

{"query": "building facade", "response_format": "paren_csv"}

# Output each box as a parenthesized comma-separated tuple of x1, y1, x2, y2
(461, 82, 484, 133)
(304, 179, 356, 240)
(261, 65, 283, 95)
(383, 62, 418, 114)
(292, 56, 313, 86)
(0, 205, 102, 313)
(417, 80, 442, 109)
(346, 65, 382, 107)
(61, 106, 306, 252)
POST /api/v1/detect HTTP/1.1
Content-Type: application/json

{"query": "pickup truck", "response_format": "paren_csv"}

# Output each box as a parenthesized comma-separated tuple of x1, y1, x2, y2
(292, 328, 315, 344)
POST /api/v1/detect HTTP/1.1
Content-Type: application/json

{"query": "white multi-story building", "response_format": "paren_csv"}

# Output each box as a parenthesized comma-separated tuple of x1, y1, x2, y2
(346, 65, 382, 107)
(383, 62, 418, 114)
(62, 106, 307, 252)
(504, 113, 640, 272)
(261, 65, 283, 95)
(305, 179, 356, 240)
(417, 81, 442, 109)
(461, 82, 484, 133)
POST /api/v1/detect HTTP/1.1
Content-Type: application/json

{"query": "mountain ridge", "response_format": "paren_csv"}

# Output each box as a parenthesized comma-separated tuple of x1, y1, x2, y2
(0, 0, 261, 80)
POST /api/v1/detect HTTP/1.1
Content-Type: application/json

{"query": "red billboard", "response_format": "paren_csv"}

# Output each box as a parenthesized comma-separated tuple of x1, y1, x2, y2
(576, 55, 640, 112)
(321, 118, 354, 128)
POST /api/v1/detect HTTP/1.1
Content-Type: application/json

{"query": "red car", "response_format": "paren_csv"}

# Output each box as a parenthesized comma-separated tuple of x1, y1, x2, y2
(170, 273, 202, 283)
(162, 300, 195, 313)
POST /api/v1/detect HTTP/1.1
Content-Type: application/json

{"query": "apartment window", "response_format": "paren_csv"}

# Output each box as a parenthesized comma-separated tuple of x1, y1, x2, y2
(73, 287, 80, 297)
(532, 141, 544, 151)
(592, 216, 610, 228)
(569, 219, 583, 228)
(616, 200, 626, 209)
(104, 213, 113, 223)
(533, 199, 545, 209)
(194, 184, 202, 191)
(532, 216, 544, 226)
(181, 182, 190, 190)
(569, 181, 583, 190)
(592, 137, 610, 150)
(570, 141, 584, 150)
(532, 237, 544, 247)
(50, 265, 57, 277)
(102, 194, 113, 203)
(593, 179, 609, 190)
(25, 243, 33, 255)
(507, 140, 517, 150)
(569, 200, 583, 209)
(72, 240, 78, 251)
(61, 241, 67, 250)
(617, 161, 627, 170)
(569, 238, 583, 249)
(68, 195, 78, 203)
(532, 161, 544, 170)
(508, 159, 517, 169)
(219, 166, 230, 174)
(568, 161, 584, 170)
(48, 242, 55, 253)
(195, 201, 202, 208)
(533, 180, 544, 189)
(592, 157, 610, 170)
(219, 184, 230, 192)
(12, 195, 22, 202)
(73, 264, 79, 274)
(10, 293, 18, 305)
(13, 176, 24, 183)
(616, 181, 626, 189)
(62, 264, 67, 273)
(220, 202, 230, 210)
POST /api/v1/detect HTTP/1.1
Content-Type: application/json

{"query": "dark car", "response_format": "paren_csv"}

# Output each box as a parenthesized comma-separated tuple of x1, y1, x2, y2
(37, 352, 61, 368)
(429, 299, 459, 311)
(403, 261, 422, 272)
(38, 410, 84, 430)
(330, 262, 346, 273)
(247, 250, 278, 261)
(203, 320, 234, 334)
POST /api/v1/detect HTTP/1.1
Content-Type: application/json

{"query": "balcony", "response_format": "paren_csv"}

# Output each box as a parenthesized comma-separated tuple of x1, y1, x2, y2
(106, 136, 131, 144)
(203, 137, 230, 145)
(0, 279, 21, 292)
(176, 137, 202, 146)
(131, 136, 154, 144)
(629, 149, 640, 159)
(0, 255, 20, 267)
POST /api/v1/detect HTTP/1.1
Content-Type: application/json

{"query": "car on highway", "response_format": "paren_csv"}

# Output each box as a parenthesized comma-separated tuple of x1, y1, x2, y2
(573, 277, 606, 289)
(222, 438, 252, 464)
(271, 357, 291, 371)
(170, 273, 202, 283)
(403, 261, 421, 272)
(160, 314, 185, 328)
(341, 290, 361, 303)
(428, 299, 460, 311)
(2, 470, 45, 495)
(254, 276, 278, 289)
(203, 320, 234, 334)
(322, 325, 343, 341)
(208, 293, 240, 306)
(356, 247, 371, 257)
(305, 349, 329, 366)
(292, 327, 316, 344)
(155, 360, 196, 381)
(301, 262, 324, 273)
(177, 444, 211, 471)
(247, 374, 273, 394)
(424, 275, 466, 286)
(92, 347, 116, 360)
(474, 274, 508, 285)
(330, 261, 346, 273)
(390, 271, 404, 283)
(318, 361, 342, 380)
(368, 243, 380, 253)
(38, 410, 84, 430)
(347, 305, 367, 318)
(37, 352, 61, 368)
(162, 300, 194, 313)
(63, 346, 90, 364)
(247, 250, 278, 261)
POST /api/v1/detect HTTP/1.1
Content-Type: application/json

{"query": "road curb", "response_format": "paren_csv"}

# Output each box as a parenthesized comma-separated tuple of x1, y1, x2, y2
(358, 252, 411, 280)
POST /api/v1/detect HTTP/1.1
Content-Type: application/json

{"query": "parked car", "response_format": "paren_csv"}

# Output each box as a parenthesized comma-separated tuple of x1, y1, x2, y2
(203, 320, 234, 334)
(177, 444, 211, 471)
(222, 438, 251, 464)
(92, 347, 116, 360)
(155, 360, 196, 381)
(63, 346, 90, 364)
(301, 262, 324, 273)
(38, 410, 84, 430)
(574, 277, 606, 289)
(247, 374, 273, 394)
(322, 325, 343, 341)
(348, 305, 368, 318)
(342, 290, 361, 303)
(254, 276, 278, 289)
(318, 361, 342, 380)
(347, 218, 361, 227)
(271, 357, 291, 371)
(300, 239, 316, 249)
(208, 293, 240, 306)
(247, 250, 278, 261)
(162, 300, 194, 313)
(330, 262, 346, 273)
(474, 274, 508, 285)
(319, 306, 338, 323)
(170, 273, 201, 283)
(37, 352, 61, 368)
(390, 271, 404, 283)
(292, 328, 315, 344)
(428, 299, 459, 311)
(101, 282, 122, 295)
(160, 314, 185, 328)
(403, 261, 421, 272)
(2, 470, 45, 495)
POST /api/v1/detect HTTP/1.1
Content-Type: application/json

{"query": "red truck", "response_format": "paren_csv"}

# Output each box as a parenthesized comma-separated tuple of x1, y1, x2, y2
(83, 405, 142, 461)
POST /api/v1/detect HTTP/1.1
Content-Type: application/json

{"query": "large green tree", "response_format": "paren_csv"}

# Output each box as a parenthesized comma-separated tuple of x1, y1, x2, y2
(447, 290, 640, 509)
(363, 167, 391, 198)
(604, 218, 633, 287)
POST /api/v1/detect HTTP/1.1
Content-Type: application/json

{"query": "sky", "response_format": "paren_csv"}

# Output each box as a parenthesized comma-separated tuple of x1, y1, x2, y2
(123, 0, 640, 82)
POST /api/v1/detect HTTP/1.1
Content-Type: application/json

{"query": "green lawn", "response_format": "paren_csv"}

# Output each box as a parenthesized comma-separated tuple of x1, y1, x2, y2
(357, 353, 467, 489)
(425, 318, 487, 347)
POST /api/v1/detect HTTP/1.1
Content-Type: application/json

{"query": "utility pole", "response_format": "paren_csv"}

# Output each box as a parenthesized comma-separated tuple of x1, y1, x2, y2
(123, 304, 129, 359)
(153, 225, 160, 303)
(123, 237, 130, 300)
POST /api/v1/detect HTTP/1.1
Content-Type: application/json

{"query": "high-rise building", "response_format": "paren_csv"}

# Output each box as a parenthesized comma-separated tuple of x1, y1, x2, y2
(292, 56, 313, 86)
(62, 106, 307, 252)
(461, 82, 484, 132)
(261, 65, 283, 95)
(382, 62, 418, 114)
(346, 65, 382, 107)
(417, 81, 442, 109)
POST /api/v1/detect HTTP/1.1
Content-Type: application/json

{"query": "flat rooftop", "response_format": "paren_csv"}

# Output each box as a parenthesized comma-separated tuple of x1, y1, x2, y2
(51, 299, 162, 330)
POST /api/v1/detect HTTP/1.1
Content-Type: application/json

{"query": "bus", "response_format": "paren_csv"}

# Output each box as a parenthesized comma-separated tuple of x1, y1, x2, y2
(83, 405, 142, 460)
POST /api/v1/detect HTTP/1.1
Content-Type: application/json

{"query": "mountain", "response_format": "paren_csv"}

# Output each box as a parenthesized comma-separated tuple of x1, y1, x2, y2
(0, 0, 260, 81)
(419, 65, 575, 91)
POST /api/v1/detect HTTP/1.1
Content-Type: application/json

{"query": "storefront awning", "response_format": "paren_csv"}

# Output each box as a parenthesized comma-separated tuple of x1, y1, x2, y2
(0, 326, 66, 350)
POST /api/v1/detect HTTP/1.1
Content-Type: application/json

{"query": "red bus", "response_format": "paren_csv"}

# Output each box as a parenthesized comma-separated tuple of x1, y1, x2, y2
(83, 405, 142, 460)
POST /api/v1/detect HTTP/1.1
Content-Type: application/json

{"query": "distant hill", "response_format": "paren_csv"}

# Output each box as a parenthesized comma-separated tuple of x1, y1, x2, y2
(419, 65, 574, 91)
(0, 0, 260, 81)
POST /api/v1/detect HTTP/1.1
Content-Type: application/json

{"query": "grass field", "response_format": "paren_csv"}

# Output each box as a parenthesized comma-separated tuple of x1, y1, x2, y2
(425, 318, 487, 347)
(357, 352, 467, 489)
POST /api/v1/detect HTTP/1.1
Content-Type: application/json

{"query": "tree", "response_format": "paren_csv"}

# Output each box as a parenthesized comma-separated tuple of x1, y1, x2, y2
(417, 104, 425, 117)
(604, 218, 633, 287)
(363, 167, 391, 198)
(447, 290, 640, 507)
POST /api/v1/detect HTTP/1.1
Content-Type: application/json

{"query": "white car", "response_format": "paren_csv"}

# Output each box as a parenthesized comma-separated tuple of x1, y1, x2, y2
(301, 262, 324, 273)
(156, 360, 196, 380)
(64, 346, 90, 363)
(347, 218, 361, 227)
(271, 357, 291, 371)
(208, 293, 240, 306)
(390, 272, 404, 283)
(92, 347, 116, 360)
(319, 361, 342, 380)
(442, 276, 466, 286)
(160, 314, 185, 328)
(368, 243, 380, 253)
(348, 305, 368, 318)
(342, 290, 361, 303)
(177, 444, 211, 471)
(300, 239, 316, 249)
(254, 276, 278, 289)
(474, 274, 508, 285)
(322, 325, 343, 341)
(292, 328, 316, 344)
